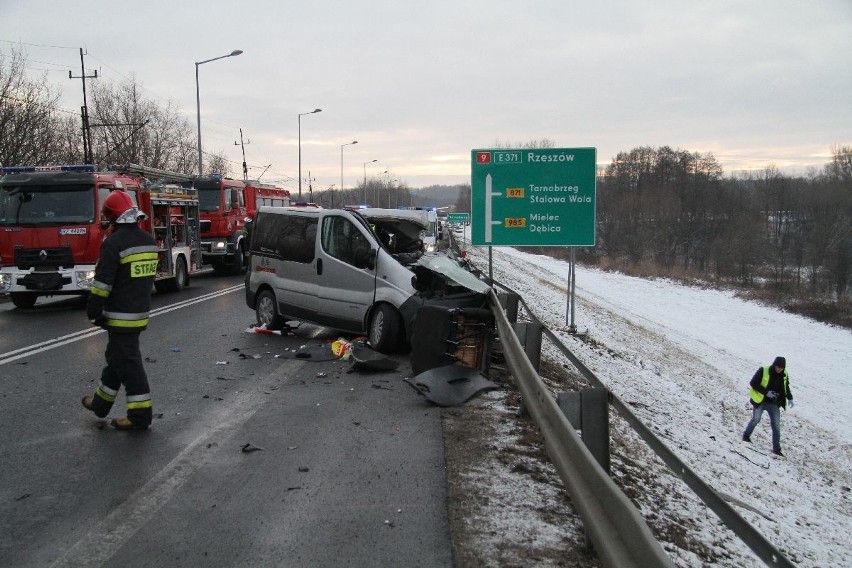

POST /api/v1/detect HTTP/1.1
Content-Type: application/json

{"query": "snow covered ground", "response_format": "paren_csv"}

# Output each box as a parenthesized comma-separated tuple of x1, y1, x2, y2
(462, 242, 852, 567)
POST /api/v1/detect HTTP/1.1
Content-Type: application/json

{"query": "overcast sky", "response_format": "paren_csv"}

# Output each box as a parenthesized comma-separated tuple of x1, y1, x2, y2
(2, 1, 850, 193)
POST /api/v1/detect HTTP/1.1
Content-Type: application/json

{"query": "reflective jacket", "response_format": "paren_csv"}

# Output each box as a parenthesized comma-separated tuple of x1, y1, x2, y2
(749, 365, 792, 408)
(87, 223, 158, 333)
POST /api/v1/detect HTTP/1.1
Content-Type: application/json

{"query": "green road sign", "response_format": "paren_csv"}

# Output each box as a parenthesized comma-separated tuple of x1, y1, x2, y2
(470, 148, 597, 246)
(447, 212, 470, 225)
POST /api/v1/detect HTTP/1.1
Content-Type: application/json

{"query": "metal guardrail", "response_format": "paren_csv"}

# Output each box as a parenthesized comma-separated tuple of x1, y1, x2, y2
(488, 288, 674, 568)
(487, 280, 796, 568)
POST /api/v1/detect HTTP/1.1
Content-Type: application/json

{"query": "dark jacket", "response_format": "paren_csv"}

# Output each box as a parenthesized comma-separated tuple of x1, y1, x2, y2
(87, 223, 158, 333)
(749, 365, 793, 409)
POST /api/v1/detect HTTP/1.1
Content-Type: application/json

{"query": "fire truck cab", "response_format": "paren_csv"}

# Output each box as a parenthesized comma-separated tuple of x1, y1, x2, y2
(195, 175, 290, 274)
(0, 164, 203, 308)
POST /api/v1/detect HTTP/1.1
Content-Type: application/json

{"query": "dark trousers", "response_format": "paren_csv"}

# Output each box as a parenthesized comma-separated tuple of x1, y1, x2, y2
(90, 331, 153, 426)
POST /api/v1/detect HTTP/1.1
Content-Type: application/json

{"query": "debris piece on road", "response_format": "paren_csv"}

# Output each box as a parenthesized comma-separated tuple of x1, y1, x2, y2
(404, 365, 498, 407)
(241, 443, 264, 453)
(349, 344, 399, 372)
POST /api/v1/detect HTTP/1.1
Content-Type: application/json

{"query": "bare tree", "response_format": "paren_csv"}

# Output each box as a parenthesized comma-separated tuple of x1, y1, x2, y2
(88, 75, 195, 173)
(0, 46, 67, 166)
(205, 151, 233, 178)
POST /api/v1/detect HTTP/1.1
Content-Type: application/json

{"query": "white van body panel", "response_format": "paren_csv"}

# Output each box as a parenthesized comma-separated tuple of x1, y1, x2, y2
(246, 206, 489, 352)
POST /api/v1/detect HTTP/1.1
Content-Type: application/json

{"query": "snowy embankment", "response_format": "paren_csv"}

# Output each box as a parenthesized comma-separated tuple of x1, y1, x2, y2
(465, 243, 852, 568)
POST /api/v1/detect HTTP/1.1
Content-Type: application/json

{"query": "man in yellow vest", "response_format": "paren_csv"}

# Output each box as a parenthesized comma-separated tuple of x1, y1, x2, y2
(742, 356, 794, 456)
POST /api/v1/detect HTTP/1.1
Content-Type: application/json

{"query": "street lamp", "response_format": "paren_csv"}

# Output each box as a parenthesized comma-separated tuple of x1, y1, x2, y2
(388, 179, 398, 208)
(377, 169, 388, 206)
(363, 159, 377, 204)
(298, 108, 322, 199)
(338, 140, 357, 208)
(195, 49, 243, 176)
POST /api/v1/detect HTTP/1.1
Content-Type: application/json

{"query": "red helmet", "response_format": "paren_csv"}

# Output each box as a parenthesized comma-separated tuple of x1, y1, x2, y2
(102, 191, 138, 224)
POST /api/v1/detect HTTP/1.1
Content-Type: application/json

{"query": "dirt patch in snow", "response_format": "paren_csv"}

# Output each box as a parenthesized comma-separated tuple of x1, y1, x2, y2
(442, 362, 601, 567)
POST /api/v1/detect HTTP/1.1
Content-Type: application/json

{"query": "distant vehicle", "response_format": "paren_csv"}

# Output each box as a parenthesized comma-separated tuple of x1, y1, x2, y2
(245, 206, 489, 353)
(398, 206, 439, 252)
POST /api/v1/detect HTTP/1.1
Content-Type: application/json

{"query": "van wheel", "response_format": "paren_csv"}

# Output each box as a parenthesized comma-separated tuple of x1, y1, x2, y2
(369, 304, 402, 354)
(256, 289, 285, 330)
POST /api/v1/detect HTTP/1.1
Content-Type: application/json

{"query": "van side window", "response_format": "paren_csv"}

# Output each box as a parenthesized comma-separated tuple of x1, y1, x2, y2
(253, 213, 317, 264)
(322, 216, 370, 266)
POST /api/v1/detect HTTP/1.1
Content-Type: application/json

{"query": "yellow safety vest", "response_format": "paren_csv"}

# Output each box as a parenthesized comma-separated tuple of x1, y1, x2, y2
(749, 365, 789, 404)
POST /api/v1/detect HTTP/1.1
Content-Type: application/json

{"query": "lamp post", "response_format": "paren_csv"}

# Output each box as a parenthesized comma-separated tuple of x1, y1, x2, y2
(388, 179, 398, 208)
(363, 159, 377, 204)
(195, 49, 243, 176)
(377, 169, 388, 206)
(339, 140, 357, 208)
(298, 108, 322, 199)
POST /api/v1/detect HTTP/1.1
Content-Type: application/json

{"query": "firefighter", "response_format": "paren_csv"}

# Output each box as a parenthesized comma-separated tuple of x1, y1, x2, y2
(81, 190, 158, 430)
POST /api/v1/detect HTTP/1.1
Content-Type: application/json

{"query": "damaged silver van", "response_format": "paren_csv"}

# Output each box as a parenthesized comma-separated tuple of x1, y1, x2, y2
(244, 206, 490, 353)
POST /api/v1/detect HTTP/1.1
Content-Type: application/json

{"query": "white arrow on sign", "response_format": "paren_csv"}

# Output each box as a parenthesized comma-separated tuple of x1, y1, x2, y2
(485, 173, 502, 243)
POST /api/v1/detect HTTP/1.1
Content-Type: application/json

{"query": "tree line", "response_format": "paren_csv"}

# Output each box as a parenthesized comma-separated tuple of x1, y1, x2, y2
(1, 46, 229, 176)
(596, 145, 852, 301)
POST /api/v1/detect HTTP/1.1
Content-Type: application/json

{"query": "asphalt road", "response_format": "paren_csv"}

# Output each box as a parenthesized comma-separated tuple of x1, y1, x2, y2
(0, 273, 452, 567)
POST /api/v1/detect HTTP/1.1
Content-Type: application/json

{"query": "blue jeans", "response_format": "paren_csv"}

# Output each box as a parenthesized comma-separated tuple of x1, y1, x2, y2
(743, 402, 781, 451)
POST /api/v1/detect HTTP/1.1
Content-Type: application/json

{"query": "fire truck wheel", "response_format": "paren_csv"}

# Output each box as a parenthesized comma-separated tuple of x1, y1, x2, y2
(172, 257, 188, 291)
(10, 293, 38, 309)
(368, 303, 402, 354)
(256, 289, 285, 330)
(229, 245, 246, 275)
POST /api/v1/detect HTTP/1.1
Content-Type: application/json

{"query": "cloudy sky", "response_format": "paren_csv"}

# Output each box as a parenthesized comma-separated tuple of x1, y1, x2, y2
(2, 1, 850, 193)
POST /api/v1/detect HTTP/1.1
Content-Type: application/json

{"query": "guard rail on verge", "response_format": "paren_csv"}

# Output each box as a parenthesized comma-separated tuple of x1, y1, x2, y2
(488, 288, 675, 568)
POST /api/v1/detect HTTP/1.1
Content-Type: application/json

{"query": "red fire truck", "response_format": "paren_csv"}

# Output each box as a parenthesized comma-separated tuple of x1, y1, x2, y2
(0, 164, 203, 308)
(194, 175, 290, 274)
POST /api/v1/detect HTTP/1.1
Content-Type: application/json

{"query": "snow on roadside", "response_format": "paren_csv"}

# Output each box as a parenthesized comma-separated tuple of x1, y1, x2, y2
(465, 244, 852, 568)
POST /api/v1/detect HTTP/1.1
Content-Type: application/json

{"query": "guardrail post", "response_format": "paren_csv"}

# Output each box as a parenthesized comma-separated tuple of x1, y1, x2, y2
(512, 321, 541, 373)
(497, 292, 520, 323)
(557, 389, 610, 474)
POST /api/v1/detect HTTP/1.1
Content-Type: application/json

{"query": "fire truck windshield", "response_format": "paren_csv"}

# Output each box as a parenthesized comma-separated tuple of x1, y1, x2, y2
(0, 185, 96, 226)
(196, 186, 222, 212)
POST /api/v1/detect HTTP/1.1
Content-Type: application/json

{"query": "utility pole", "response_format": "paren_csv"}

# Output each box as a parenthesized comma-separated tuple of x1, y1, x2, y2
(307, 170, 315, 203)
(235, 128, 250, 180)
(69, 48, 98, 164)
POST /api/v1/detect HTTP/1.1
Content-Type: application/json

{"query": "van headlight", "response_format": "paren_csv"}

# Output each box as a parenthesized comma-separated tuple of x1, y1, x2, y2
(0, 273, 10, 292)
